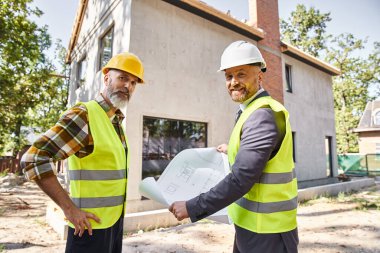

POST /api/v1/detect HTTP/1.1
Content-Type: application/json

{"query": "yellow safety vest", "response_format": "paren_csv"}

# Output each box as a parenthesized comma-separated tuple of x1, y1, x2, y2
(68, 100, 129, 229)
(227, 96, 298, 233)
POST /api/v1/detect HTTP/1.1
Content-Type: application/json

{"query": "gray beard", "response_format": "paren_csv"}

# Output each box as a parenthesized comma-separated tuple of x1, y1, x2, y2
(106, 83, 129, 109)
(110, 94, 128, 110)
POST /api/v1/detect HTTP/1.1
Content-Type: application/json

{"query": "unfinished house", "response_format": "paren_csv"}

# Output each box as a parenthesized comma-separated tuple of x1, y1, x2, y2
(65, 0, 341, 230)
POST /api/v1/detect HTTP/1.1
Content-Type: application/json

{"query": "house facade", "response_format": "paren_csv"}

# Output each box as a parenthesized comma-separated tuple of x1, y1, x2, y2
(66, 0, 341, 214)
(354, 100, 380, 154)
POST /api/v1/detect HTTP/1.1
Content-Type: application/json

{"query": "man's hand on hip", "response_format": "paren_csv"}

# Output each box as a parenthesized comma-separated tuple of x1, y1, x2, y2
(64, 206, 101, 237)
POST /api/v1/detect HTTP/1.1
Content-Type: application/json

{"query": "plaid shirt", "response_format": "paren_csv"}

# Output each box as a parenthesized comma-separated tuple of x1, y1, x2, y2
(21, 95, 127, 181)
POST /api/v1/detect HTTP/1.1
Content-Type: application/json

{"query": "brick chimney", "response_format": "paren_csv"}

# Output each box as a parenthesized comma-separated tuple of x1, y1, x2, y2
(248, 0, 283, 103)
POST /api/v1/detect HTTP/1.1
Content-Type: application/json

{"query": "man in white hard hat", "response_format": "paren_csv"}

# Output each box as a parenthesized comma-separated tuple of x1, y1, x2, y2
(170, 41, 298, 252)
(21, 52, 144, 253)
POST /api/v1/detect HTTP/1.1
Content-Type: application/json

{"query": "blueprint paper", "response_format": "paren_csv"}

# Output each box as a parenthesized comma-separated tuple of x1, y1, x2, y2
(139, 147, 231, 223)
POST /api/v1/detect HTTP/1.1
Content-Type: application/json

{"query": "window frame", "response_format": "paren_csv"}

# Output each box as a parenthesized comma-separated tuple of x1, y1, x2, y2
(141, 116, 208, 180)
(374, 111, 380, 126)
(325, 136, 333, 177)
(292, 131, 296, 163)
(285, 64, 293, 93)
(98, 26, 114, 71)
(76, 54, 87, 89)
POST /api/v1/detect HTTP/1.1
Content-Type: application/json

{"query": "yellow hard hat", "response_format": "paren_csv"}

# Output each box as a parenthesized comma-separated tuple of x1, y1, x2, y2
(102, 52, 144, 83)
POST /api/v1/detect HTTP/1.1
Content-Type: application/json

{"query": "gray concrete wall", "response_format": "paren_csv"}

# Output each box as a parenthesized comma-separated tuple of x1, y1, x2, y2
(126, 0, 252, 201)
(68, 0, 132, 105)
(282, 54, 338, 181)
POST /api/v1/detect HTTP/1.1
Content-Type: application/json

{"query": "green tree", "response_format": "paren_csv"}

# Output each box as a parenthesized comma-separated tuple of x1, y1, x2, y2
(281, 4, 380, 153)
(27, 40, 69, 132)
(280, 4, 331, 57)
(0, 0, 68, 155)
(326, 35, 380, 153)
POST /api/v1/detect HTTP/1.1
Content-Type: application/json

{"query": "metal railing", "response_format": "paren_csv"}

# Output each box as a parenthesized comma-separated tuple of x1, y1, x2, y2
(338, 153, 380, 176)
(0, 156, 20, 174)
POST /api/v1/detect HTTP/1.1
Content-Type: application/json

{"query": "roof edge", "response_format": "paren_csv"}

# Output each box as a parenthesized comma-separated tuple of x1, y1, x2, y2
(280, 41, 341, 76)
(66, 0, 265, 64)
(65, 0, 88, 64)
(162, 0, 264, 41)
(354, 127, 380, 133)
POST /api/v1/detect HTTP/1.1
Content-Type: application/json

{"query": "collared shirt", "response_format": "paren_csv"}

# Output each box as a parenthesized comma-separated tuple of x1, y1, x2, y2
(21, 94, 127, 181)
(235, 88, 265, 123)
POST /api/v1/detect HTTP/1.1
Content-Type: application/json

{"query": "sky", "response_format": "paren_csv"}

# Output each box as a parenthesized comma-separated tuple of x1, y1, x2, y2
(31, 0, 380, 60)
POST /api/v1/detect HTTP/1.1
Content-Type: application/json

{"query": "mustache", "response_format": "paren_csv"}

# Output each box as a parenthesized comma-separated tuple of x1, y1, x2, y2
(229, 85, 245, 91)
(112, 90, 130, 98)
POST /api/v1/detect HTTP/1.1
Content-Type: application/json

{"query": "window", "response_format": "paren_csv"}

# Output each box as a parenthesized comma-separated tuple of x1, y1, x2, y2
(374, 111, 380, 126)
(375, 143, 380, 161)
(99, 27, 114, 70)
(76, 55, 87, 89)
(325, 136, 333, 177)
(142, 116, 207, 179)
(285, 64, 293, 93)
(292, 131, 296, 163)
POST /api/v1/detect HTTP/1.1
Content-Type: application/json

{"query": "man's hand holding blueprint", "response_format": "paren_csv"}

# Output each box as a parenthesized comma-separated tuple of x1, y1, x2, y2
(139, 148, 230, 223)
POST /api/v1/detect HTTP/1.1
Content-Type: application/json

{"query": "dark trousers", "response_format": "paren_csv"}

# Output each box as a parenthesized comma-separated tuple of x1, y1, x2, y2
(233, 225, 298, 253)
(65, 215, 124, 253)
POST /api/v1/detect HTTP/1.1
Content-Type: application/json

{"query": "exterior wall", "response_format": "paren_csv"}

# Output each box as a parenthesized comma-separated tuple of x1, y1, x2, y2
(126, 0, 250, 201)
(358, 132, 380, 154)
(282, 54, 338, 181)
(68, 0, 132, 105)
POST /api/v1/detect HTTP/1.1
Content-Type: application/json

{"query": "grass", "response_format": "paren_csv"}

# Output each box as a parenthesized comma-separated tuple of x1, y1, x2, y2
(351, 197, 380, 211)
(298, 194, 332, 207)
(34, 218, 47, 226)
(0, 169, 9, 177)
(0, 244, 4, 252)
(298, 188, 380, 211)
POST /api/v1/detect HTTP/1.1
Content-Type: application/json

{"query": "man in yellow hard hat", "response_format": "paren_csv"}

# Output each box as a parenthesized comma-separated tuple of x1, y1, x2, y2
(21, 52, 144, 253)
(169, 41, 298, 252)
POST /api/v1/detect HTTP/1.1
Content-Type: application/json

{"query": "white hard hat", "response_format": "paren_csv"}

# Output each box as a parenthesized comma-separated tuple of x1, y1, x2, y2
(218, 40, 266, 72)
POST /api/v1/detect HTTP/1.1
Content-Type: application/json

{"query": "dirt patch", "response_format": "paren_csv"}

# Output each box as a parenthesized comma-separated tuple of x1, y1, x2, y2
(0, 178, 379, 253)
(0, 181, 65, 253)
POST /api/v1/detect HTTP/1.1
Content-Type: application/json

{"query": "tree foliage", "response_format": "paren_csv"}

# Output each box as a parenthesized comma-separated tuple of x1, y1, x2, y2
(0, 0, 68, 155)
(280, 4, 331, 57)
(27, 41, 69, 133)
(326, 35, 380, 153)
(281, 4, 380, 153)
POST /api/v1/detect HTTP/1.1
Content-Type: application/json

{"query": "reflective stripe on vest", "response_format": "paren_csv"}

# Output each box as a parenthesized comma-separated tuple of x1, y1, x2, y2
(235, 196, 298, 213)
(72, 195, 125, 208)
(259, 168, 296, 184)
(69, 169, 126, 180)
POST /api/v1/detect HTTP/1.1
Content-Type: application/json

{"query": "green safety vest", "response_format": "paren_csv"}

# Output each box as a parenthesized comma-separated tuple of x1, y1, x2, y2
(68, 100, 129, 229)
(227, 96, 298, 233)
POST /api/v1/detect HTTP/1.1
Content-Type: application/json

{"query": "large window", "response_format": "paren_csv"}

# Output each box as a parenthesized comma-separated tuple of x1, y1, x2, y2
(99, 27, 114, 70)
(142, 116, 207, 179)
(325, 136, 333, 177)
(76, 55, 87, 89)
(285, 64, 293, 93)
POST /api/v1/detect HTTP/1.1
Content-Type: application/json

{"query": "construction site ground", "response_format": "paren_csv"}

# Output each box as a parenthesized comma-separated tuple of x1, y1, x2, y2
(0, 176, 379, 253)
